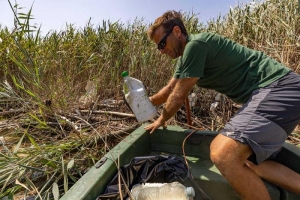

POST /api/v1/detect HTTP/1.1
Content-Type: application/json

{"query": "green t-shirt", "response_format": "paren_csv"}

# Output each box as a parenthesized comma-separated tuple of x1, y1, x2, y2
(174, 33, 290, 104)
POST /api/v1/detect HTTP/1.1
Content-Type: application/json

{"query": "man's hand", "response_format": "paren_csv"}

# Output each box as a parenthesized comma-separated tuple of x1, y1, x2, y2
(144, 116, 166, 134)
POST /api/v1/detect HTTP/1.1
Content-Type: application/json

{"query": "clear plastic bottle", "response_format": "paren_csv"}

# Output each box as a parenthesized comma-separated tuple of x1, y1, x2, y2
(121, 71, 157, 122)
(130, 182, 195, 200)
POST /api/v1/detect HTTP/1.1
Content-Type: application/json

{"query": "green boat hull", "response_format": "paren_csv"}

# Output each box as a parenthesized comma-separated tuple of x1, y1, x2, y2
(61, 124, 300, 200)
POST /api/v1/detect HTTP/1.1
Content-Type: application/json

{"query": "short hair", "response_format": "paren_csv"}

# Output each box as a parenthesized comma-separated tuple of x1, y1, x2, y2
(147, 10, 188, 40)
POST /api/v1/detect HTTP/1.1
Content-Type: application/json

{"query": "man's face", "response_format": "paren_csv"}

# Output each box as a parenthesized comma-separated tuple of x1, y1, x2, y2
(152, 26, 182, 59)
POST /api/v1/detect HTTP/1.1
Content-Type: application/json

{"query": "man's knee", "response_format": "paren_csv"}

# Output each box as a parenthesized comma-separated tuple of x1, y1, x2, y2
(210, 134, 234, 169)
(210, 133, 253, 169)
(210, 137, 226, 165)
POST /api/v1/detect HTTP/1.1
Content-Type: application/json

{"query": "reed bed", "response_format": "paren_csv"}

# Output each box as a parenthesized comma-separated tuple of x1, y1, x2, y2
(0, 0, 299, 199)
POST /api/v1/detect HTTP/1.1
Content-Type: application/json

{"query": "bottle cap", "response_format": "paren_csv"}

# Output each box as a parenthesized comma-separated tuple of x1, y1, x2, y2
(121, 71, 129, 77)
(186, 187, 195, 197)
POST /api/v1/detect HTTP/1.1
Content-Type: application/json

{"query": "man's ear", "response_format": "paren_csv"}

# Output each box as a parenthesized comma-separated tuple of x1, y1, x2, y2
(173, 26, 182, 38)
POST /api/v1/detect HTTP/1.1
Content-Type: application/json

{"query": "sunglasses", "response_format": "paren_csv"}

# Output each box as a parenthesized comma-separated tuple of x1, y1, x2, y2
(157, 28, 173, 50)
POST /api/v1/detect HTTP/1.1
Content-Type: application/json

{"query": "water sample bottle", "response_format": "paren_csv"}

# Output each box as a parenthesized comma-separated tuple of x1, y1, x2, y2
(130, 182, 195, 200)
(121, 71, 157, 122)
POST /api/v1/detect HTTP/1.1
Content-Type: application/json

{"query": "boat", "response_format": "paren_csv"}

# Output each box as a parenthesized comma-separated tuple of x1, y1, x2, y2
(60, 124, 300, 200)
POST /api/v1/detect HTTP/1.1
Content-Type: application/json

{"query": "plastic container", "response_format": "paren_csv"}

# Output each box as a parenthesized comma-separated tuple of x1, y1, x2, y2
(121, 71, 157, 122)
(129, 182, 195, 200)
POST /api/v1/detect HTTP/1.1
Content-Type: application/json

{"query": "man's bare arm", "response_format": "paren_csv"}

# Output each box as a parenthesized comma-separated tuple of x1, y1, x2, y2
(145, 77, 199, 133)
(149, 78, 178, 106)
(160, 77, 198, 121)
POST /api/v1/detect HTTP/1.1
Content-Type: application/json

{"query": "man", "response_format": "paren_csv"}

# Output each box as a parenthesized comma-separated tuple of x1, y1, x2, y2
(145, 10, 300, 199)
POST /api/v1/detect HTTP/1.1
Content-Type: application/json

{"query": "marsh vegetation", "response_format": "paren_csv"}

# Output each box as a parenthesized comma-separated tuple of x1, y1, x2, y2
(0, 0, 299, 199)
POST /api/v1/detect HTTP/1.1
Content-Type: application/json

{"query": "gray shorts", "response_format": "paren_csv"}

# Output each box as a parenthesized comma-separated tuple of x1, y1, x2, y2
(220, 71, 300, 164)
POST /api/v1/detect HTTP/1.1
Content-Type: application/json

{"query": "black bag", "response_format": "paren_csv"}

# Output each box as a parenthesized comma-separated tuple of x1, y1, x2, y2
(96, 155, 210, 200)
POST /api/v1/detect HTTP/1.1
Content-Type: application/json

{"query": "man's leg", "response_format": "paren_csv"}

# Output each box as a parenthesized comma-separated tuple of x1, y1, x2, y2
(210, 134, 271, 200)
(245, 160, 300, 195)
